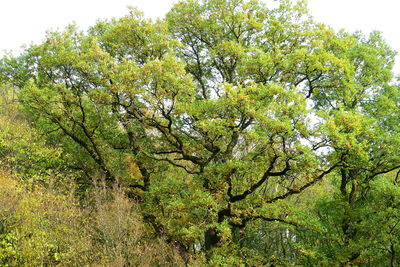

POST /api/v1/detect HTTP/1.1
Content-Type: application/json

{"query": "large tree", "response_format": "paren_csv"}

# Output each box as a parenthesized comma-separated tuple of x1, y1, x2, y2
(1, 0, 400, 264)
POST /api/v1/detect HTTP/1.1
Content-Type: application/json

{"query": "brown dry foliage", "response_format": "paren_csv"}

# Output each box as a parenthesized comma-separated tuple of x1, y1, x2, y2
(0, 172, 185, 266)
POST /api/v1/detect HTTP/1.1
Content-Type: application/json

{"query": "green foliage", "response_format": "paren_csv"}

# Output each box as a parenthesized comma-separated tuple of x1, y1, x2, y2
(1, 0, 400, 265)
(0, 85, 78, 189)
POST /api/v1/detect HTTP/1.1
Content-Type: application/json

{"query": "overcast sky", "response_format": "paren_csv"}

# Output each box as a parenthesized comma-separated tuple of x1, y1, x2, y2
(1, 0, 400, 73)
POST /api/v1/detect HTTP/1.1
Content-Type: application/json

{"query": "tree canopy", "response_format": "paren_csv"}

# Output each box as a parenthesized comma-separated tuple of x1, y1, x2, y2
(1, 0, 400, 265)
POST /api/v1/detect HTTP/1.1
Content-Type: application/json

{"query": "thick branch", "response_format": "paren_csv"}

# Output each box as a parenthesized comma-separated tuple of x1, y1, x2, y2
(266, 162, 339, 204)
(230, 156, 290, 203)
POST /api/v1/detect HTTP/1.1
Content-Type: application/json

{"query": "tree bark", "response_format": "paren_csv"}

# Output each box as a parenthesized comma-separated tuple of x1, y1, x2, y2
(204, 227, 220, 251)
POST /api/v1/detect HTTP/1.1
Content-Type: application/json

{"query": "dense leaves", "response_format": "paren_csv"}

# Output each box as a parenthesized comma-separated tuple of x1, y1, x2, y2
(1, 0, 400, 265)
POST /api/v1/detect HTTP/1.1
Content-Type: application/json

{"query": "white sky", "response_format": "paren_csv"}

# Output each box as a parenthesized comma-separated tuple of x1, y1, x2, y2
(1, 0, 400, 73)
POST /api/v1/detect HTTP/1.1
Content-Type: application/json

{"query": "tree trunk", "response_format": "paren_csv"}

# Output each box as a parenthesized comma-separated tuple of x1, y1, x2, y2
(204, 227, 220, 251)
